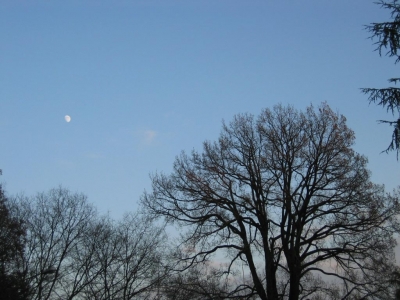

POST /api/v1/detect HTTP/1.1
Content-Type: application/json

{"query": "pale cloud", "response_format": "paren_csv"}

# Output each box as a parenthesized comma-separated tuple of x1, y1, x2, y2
(133, 128, 158, 146)
(142, 129, 157, 145)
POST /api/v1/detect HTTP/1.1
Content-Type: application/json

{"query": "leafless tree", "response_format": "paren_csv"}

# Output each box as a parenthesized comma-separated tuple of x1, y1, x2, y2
(11, 187, 97, 300)
(10, 187, 171, 300)
(82, 212, 169, 300)
(142, 103, 400, 300)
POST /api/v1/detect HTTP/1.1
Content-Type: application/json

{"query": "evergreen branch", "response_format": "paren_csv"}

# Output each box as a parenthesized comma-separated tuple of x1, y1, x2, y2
(361, 86, 400, 114)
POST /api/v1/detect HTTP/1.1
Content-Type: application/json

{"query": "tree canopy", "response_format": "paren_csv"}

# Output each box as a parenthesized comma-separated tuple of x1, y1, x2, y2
(362, 0, 400, 158)
(0, 185, 30, 300)
(9, 187, 170, 300)
(142, 103, 400, 300)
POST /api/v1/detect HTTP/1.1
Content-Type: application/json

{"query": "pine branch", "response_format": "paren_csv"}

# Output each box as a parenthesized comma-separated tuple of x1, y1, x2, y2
(377, 118, 400, 159)
(365, 0, 400, 62)
(361, 85, 400, 114)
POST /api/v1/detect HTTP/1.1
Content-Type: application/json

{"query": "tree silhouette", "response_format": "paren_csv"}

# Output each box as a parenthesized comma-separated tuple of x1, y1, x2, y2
(362, 0, 400, 159)
(10, 187, 170, 300)
(142, 103, 400, 300)
(0, 184, 30, 300)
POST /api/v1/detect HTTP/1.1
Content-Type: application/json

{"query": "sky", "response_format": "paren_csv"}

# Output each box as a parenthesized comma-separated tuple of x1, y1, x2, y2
(0, 0, 399, 218)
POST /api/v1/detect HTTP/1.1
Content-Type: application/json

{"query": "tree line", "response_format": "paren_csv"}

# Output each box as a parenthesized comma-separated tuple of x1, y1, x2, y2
(2, 1, 400, 299)
(0, 186, 170, 300)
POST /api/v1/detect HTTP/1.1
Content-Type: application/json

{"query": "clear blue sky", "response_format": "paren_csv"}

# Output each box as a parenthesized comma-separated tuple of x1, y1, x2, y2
(1, 0, 399, 217)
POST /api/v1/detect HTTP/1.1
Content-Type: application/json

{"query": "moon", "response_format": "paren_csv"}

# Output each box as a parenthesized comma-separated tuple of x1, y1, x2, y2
(65, 115, 71, 123)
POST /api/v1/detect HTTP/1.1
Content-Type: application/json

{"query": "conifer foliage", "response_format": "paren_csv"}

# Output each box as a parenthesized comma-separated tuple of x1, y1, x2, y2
(362, 0, 400, 158)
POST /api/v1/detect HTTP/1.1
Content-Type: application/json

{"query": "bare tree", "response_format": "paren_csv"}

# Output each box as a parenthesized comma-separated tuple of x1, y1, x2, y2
(79, 215, 117, 300)
(115, 213, 169, 299)
(82, 212, 169, 300)
(10, 187, 171, 300)
(142, 103, 400, 300)
(10, 187, 97, 300)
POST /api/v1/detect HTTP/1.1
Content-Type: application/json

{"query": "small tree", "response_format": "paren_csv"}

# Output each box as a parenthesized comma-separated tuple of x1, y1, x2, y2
(362, 0, 400, 158)
(0, 185, 30, 300)
(142, 103, 400, 300)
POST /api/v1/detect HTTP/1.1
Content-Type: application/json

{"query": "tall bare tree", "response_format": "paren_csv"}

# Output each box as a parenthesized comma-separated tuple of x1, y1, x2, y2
(142, 103, 400, 300)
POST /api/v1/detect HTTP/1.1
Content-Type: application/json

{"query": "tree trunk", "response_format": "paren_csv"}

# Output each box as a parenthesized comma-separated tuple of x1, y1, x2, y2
(288, 271, 300, 300)
(244, 245, 268, 300)
(264, 239, 279, 300)
(266, 266, 279, 300)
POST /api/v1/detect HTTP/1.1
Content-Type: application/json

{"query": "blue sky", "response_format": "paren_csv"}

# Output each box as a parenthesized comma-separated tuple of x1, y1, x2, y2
(1, 0, 399, 217)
